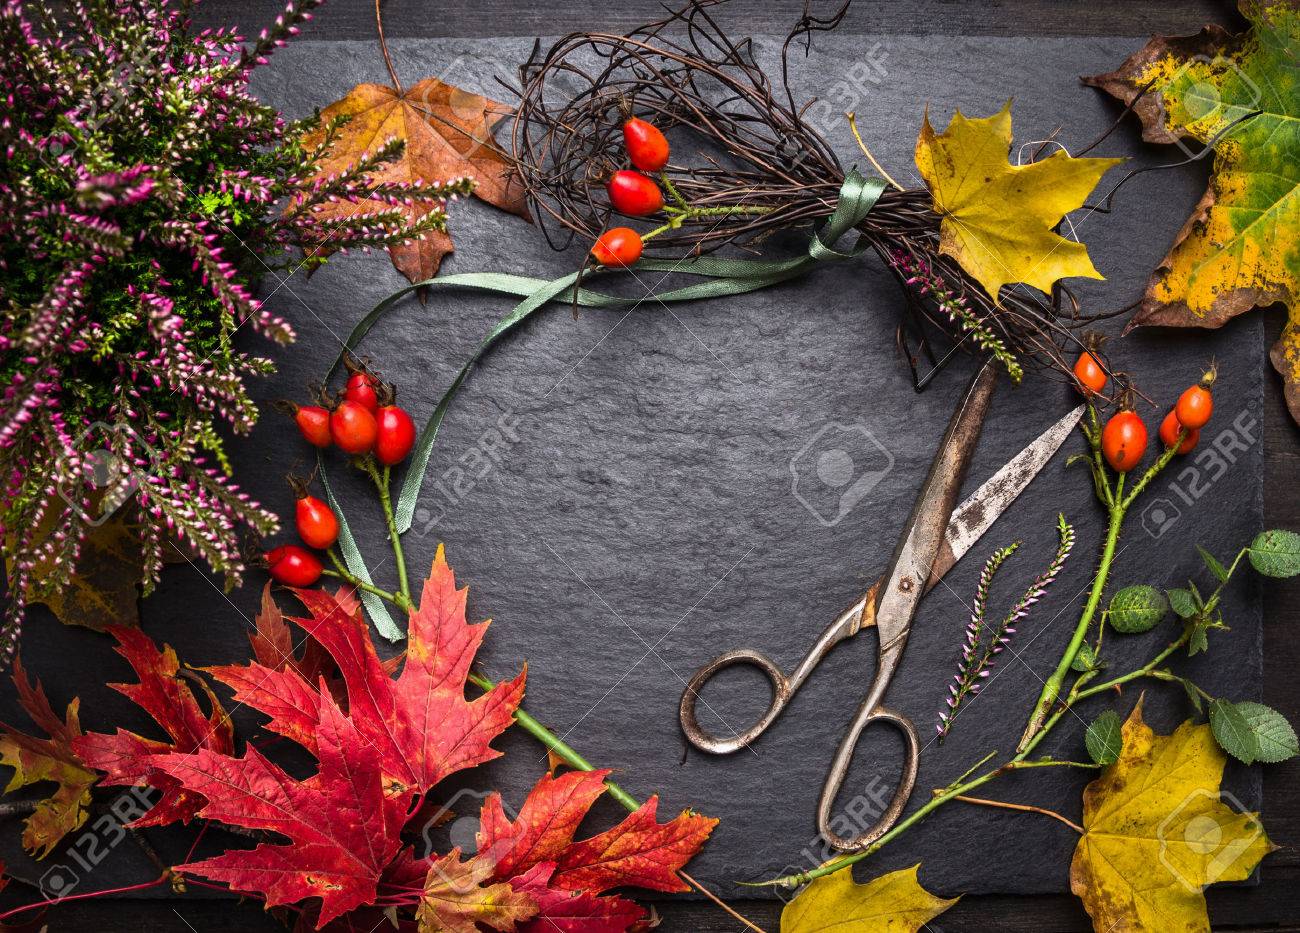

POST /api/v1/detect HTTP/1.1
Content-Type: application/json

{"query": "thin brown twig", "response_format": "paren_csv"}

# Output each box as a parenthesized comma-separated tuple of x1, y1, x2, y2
(953, 794, 1084, 834)
(374, 0, 402, 95)
(505, 0, 1122, 386)
(679, 870, 769, 933)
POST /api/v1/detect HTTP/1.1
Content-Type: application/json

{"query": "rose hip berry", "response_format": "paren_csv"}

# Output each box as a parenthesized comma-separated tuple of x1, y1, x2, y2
(1102, 408, 1148, 473)
(295, 494, 339, 550)
(1158, 409, 1199, 455)
(591, 227, 643, 267)
(330, 399, 378, 454)
(292, 404, 332, 448)
(607, 170, 664, 216)
(375, 404, 416, 466)
(1175, 369, 1216, 430)
(623, 117, 670, 171)
(266, 544, 323, 586)
(344, 371, 380, 413)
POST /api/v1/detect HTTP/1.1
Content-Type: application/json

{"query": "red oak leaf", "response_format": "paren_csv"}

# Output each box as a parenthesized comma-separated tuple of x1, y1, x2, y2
(207, 545, 525, 796)
(158, 690, 408, 928)
(71, 626, 233, 827)
(478, 768, 718, 896)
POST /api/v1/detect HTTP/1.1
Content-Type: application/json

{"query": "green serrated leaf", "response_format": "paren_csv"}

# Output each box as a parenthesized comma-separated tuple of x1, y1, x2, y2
(1197, 546, 1229, 583)
(1167, 588, 1198, 619)
(1209, 699, 1259, 765)
(1248, 530, 1300, 578)
(1235, 702, 1299, 763)
(1072, 643, 1101, 673)
(1085, 709, 1124, 766)
(1187, 622, 1210, 656)
(1176, 675, 1204, 714)
(1108, 585, 1168, 634)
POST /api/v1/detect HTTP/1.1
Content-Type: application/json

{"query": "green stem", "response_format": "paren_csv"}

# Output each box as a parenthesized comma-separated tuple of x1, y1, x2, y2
(323, 551, 404, 605)
(1017, 429, 1186, 751)
(466, 671, 642, 813)
(1017, 491, 1125, 750)
(364, 460, 412, 608)
(659, 171, 689, 210)
(640, 204, 774, 243)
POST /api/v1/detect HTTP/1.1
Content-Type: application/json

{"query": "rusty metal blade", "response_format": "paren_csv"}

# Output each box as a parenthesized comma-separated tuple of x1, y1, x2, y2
(926, 403, 1085, 588)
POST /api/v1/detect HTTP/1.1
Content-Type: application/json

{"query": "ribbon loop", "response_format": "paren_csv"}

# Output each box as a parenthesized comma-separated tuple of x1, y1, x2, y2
(326, 170, 889, 600)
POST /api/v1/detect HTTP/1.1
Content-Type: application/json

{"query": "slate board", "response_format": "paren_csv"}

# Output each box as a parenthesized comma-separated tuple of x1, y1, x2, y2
(0, 34, 1266, 902)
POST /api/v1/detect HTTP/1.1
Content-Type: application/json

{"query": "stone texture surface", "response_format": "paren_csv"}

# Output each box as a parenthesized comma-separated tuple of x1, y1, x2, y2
(0, 35, 1265, 901)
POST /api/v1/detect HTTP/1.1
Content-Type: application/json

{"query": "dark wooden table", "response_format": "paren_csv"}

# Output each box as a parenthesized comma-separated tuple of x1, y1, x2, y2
(44, 2, 1300, 930)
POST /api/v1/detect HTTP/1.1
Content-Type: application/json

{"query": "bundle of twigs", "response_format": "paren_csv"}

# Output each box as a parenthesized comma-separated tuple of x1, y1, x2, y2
(508, 0, 1110, 388)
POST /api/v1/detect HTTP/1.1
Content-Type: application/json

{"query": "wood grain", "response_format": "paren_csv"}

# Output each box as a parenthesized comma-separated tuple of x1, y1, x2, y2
(36, 1, 1299, 930)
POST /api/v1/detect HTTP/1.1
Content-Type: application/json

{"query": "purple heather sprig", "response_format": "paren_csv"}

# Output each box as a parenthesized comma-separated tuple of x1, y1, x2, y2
(0, 0, 478, 659)
(937, 514, 1075, 741)
(888, 248, 1025, 384)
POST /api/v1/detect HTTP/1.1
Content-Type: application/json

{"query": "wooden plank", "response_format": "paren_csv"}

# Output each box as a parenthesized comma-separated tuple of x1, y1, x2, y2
(193, 0, 1243, 39)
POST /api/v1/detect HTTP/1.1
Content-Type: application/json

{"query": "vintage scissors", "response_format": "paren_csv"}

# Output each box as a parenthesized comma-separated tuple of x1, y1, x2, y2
(680, 361, 1085, 850)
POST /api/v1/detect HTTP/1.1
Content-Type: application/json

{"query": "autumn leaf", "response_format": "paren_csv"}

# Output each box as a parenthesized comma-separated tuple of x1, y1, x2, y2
(914, 101, 1122, 303)
(207, 545, 526, 796)
(0, 659, 97, 858)
(242, 582, 398, 708)
(71, 626, 233, 827)
(510, 863, 647, 933)
(1070, 700, 1275, 932)
(779, 864, 957, 932)
(6, 513, 143, 630)
(417, 850, 538, 933)
(159, 690, 409, 928)
(1085, 2, 1300, 423)
(302, 77, 528, 283)
(477, 768, 717, 897)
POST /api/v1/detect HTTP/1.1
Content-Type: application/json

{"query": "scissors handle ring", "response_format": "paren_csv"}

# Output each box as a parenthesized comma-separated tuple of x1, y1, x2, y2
(817, 704, 920, 851)
(679, 648, 792, 755)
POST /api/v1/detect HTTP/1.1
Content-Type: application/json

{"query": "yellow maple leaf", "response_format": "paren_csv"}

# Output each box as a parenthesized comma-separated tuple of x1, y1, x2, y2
(1070, 700, 1275, 932)
(780, 864, 957, 932)
(914, 101, 1122, 304)
(1084, 1, 1300, 425)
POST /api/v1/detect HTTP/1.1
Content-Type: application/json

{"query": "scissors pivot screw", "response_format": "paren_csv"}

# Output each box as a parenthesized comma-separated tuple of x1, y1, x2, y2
(898, 576, 914, 593)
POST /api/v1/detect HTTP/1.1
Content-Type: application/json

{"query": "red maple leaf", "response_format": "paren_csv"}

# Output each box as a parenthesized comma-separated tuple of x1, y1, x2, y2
(207, 545, 525, 794)
(511, 863, 646, 933)
(246, 581, 341, 688)
(157, 690, 408, 927)
(479, 769, 718, 896)
(71, 626, 233, 827)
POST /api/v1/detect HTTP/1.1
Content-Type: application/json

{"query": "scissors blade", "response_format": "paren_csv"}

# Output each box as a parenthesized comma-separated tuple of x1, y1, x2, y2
(926, 402, 1085, 587)
(872, 362, 998, 649)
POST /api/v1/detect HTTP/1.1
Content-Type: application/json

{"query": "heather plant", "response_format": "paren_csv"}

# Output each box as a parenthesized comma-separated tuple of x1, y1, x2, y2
(0, 0, 475, 656)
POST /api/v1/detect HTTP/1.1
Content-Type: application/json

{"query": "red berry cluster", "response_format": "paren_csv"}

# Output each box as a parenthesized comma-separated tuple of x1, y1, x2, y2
(589, 117, 671, 268)
(266, 359, 418, 586)
(1074, 350, 1216, 473)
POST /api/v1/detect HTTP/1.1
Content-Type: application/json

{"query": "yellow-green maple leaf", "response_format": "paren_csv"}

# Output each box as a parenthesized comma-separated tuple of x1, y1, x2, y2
(914, 101, 1122, 304)
(0, 660, 97, 859)
(417, 850, 537, 933)
(1085, 1, 1300, 423)
(780, 864, 956, 932)
(1070, 700, 1275, 932)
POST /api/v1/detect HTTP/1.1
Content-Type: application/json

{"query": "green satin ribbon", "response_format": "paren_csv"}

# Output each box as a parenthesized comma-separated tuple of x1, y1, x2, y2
(324, 170, 885, 636)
